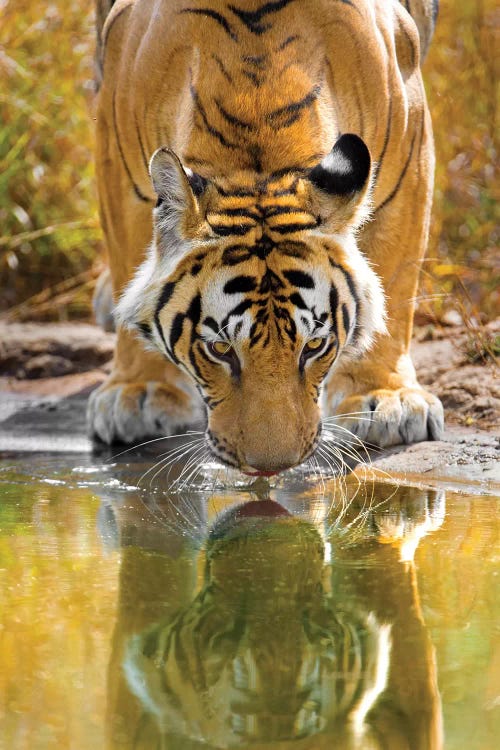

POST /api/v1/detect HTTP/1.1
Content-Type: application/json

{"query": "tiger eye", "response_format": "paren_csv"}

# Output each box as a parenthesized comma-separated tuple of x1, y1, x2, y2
(210, 340, 232, 356)
(305, 337, 324, 352)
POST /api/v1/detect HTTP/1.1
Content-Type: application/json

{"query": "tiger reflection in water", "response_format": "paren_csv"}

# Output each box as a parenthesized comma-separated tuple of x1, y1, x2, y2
(104, 486, 444, 749)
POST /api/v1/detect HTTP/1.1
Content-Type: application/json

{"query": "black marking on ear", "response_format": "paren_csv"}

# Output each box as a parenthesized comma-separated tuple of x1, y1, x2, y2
(136, 321, 152, 341)
(309, 133, 371, 196)
(224, 275, 257, 294)
(283, 269, 315, 289)
(179, 8, 238, 41)
(185, 169, 208, 197)
(191, 263, 202, 276)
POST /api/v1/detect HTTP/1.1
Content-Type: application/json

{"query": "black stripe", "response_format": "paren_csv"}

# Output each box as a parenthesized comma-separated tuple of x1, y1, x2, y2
(136, 321, 152, 341)
(221, 299, 253, 327)
(329, 285, 339, 337)
(190, 84, 239, 150)
(154, 281, 177, 360)
(267, 85, 321, 128)
(328, 257, 358, 302)
(179, 8, 238, 41)
(229, 0, 296, 35)
(374, 131, 416, 214)
(271, 221, 318, 234)
(263, 205, 306, 218)
(278, 241, 308, 258)
(283, 269, 315, 289)
(289, 292, 308, 309)
(400, 23, 416, 70)
(212, 54, 233, 84)
(339, 0, 360, 11)
(169, 312, 185, 354)
(102, 3, 131, 54)
(203, 316, 220, 334)
(216, 185, 255, 198)
(242, 69, 262, 86)
(242, 54, 267, 68)
(222, 244, 253, 265)
(134, 113, 149, 172)
(341, 303, 350, 337)
(210, 223, 254, 237)
(211, 207, 259, 219)
(374, 100, 392, 180)
(223, 275, 257, 294)
(112, 92, 151, 203)
(216, 100, 255, 131)
(276, 34, 300, 51)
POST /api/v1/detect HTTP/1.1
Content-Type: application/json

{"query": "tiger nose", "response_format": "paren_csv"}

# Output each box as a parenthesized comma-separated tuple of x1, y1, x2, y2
(242, 448, 302, 474)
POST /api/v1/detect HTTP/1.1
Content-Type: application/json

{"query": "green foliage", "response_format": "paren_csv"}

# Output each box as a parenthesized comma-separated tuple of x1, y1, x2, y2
(0, 0, 100, 314)
(0, 0, 498, 320)
(424, 0, 499, 321)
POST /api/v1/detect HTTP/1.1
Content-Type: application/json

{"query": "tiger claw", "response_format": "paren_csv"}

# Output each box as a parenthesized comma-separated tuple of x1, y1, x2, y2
(87, 380, 205, 445)
(331, 386, 444, 448)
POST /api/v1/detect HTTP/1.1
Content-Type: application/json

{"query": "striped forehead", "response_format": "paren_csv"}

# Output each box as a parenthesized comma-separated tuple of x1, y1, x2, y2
(200, 266, 256, 340)
(197, 249, 353, 344)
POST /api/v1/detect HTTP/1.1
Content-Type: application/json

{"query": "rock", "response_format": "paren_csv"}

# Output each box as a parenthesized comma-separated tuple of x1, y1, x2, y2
(0, 321, 115, 378)
(18, 354, 74, 379)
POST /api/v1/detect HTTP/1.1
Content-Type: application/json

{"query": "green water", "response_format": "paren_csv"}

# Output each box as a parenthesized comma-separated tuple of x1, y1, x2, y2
(0, 449, 499, 750)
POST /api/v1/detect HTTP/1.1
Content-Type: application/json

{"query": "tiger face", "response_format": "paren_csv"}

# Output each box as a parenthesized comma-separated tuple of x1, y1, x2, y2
(116, 135, 386, 473)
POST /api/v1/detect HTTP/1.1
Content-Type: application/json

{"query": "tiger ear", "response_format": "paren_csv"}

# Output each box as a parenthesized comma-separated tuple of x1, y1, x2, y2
(149, 147, 208, 239)
(308, 134, 373, 231)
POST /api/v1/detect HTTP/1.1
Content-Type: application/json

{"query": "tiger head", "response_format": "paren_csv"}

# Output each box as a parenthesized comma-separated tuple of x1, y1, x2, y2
(116, 134, 386, 474)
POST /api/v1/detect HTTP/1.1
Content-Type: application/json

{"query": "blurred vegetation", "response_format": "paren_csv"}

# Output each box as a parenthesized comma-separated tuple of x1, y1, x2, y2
(0, 0, 101, 319)
(0, 0, 498, 322)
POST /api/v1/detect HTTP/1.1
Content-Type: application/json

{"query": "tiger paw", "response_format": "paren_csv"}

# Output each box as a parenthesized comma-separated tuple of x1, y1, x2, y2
(330, 386, 444, 448)
(87, 380, 205, 444)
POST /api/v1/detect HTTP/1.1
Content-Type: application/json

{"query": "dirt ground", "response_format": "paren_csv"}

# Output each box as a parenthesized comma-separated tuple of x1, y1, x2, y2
(0, 318, 499, 430)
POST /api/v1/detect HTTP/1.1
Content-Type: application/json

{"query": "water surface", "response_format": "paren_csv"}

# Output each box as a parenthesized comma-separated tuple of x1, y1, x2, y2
(0, 447, 499, 749)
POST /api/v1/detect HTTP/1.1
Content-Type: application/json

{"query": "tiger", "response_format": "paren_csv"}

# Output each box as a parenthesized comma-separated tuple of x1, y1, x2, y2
(88, 0, 444, 474)
(105, 485, 444, 748)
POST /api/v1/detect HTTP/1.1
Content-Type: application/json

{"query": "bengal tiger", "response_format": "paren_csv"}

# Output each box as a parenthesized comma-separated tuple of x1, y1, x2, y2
(105, 486, 444, 748)
(88, 0, 443, 473)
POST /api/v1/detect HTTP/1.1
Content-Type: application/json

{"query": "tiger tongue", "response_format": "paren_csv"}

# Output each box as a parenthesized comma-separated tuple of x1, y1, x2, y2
(243, 470, 279, 477)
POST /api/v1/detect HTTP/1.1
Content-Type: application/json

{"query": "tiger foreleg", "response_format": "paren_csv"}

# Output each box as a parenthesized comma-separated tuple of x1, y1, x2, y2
(324, 116, 444, 448)
(87, 328, 204, 444)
